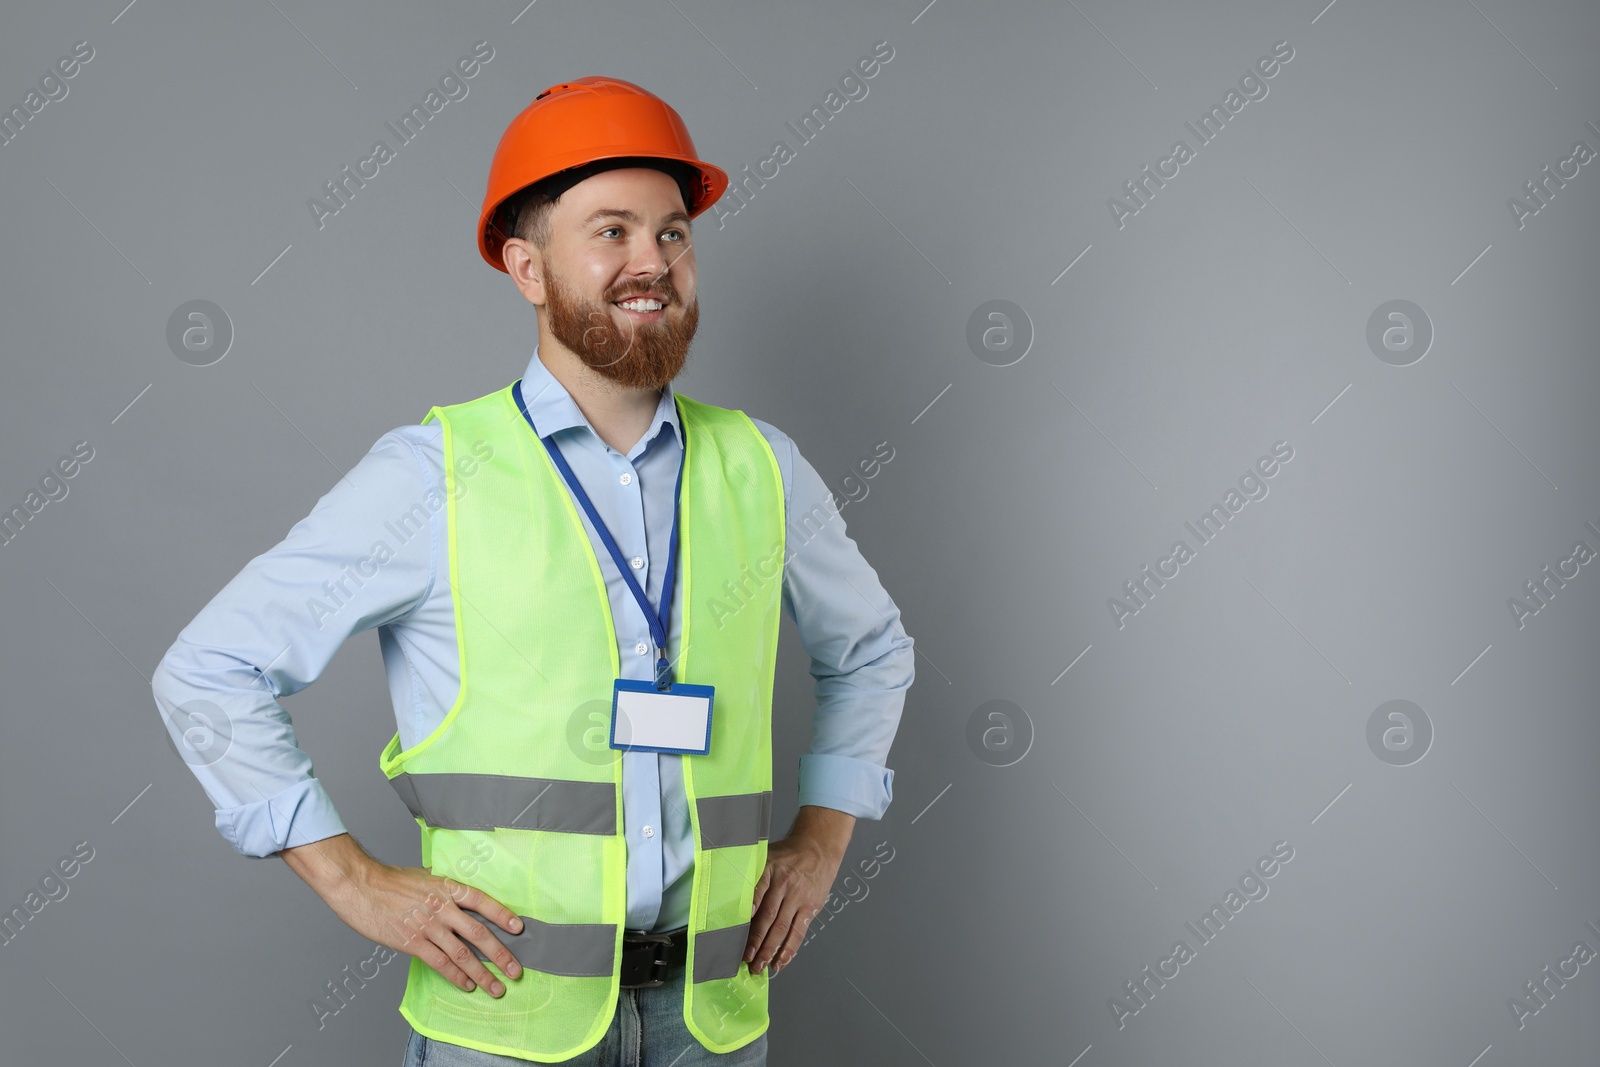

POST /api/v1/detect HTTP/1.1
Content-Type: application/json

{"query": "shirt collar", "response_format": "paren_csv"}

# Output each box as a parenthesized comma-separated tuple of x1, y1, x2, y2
(518, 345, 683, 453)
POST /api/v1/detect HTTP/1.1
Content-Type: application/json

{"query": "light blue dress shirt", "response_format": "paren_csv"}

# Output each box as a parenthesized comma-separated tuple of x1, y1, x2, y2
(151, 348, 913, 933)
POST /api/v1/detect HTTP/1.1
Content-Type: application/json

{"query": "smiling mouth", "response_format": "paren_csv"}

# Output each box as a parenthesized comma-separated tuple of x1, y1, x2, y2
(613, 298, 667, 320)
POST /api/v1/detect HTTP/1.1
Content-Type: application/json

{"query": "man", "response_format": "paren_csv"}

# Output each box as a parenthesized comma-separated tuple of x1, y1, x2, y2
(151, 76, 913, 1066)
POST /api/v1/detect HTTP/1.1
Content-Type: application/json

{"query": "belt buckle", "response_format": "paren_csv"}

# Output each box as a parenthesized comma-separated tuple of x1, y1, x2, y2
(622, 930, 675, 989)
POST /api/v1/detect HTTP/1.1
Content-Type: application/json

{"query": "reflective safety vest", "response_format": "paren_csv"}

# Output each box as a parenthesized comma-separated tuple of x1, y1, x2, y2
(378, 380, 785, 1061)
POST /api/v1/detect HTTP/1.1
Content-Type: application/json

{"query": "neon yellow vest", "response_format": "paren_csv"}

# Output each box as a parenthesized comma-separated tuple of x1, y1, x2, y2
(378, 380, 785, 1061)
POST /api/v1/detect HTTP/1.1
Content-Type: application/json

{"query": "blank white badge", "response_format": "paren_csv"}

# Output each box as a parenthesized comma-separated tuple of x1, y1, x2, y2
(610, 680, 714, 755)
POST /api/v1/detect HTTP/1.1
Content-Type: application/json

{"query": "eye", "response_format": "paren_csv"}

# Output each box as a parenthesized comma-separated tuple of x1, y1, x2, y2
(662, 228, 686, 243)
(600, 226, 623, 238)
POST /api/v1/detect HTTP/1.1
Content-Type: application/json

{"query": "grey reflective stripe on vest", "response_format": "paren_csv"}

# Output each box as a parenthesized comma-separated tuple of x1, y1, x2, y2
(693, 922, 752, 983)
(389, 772, 616, 835)
(460, 909, 618, 978)
(695, 791, 773, 849)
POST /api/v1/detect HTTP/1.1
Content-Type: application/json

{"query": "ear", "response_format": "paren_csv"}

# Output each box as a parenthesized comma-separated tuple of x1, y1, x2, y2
(502, 238, 547, 307)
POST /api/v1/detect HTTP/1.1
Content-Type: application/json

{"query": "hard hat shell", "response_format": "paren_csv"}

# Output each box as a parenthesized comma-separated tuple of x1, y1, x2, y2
(477, 76, 729, 272)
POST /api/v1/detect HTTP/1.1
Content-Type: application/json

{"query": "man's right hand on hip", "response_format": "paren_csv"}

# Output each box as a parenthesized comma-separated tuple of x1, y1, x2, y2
(279, 833, 525, 998)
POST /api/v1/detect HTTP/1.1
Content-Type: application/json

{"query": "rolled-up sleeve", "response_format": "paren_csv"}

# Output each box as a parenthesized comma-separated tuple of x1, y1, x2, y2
(751, 420, 913, 821)
(150, 428, 438, 857)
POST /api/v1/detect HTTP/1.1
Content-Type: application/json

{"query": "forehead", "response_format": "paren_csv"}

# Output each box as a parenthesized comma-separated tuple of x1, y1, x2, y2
(554, 168, 690, 227)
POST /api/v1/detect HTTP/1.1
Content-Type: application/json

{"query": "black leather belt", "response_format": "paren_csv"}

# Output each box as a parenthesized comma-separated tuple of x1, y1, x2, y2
(619, 927, 689, 988)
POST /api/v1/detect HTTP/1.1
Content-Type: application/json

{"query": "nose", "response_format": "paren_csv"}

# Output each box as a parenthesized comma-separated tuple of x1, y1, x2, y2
(624, 232, 668, 282)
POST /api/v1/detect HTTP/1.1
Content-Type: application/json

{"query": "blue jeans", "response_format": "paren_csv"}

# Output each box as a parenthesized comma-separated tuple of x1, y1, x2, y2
(399, 964, 768, 1066)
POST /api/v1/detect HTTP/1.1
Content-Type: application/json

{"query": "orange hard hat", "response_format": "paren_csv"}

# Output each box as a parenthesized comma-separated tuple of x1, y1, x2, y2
(476, 76, 730, 272)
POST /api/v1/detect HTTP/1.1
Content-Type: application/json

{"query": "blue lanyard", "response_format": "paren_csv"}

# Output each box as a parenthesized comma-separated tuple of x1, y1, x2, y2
(512, 378, 684, 690)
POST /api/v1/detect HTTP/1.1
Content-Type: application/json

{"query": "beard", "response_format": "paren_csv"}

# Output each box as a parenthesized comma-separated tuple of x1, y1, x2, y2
(543, 269, 700, 391)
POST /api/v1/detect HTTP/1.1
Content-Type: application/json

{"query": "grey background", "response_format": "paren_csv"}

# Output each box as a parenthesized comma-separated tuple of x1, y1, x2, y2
(2, 0, 1597, 1064)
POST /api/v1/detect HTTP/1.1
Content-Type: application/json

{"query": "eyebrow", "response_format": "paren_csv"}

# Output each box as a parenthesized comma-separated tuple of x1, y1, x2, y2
(580, 207, 693, 229)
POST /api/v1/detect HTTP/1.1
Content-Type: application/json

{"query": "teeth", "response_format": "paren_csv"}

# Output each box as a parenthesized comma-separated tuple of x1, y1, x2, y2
(617, 298, 663, 312)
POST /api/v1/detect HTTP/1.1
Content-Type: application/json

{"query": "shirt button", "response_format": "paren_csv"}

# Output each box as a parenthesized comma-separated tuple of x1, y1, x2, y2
(635, 641, 649, 656)
(630, 556, 644, 570)
(620, 472, 633, 485)
(642, 825, 655, 838)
